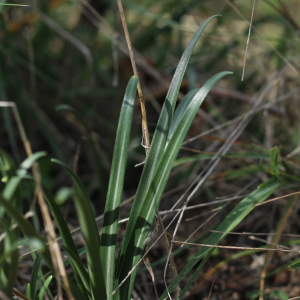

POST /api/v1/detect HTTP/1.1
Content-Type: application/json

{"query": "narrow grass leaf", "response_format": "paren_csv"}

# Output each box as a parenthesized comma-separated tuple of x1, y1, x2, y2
(116, 15, 221, 282)
(118, 71, 231, 299)
(72, 191, 106, 300)
(166, 88, 198, 146)
(38, 276, 52, 300)
(270, 146, 279, 177)
(43, 188, 88, 296)
(159, 179, 281, 299)
(100, 76, 137, 295)
(61, 245, 90, 294)
(26, 284, 31, 299)
(51, 159, 106, 299)
(30, 254, 42, 300)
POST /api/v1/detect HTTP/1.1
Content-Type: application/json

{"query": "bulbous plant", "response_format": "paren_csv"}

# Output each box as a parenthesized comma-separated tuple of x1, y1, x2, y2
(0, 14, 282, 300)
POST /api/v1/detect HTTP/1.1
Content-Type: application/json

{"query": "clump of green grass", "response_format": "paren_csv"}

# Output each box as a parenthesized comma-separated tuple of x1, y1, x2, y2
(0, 10, 295, 300)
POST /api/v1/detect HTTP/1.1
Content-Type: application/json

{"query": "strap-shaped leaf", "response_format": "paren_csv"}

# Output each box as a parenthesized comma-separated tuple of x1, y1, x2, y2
(51, 159, 106, 299)
(100, 76, 137, 296)
(30, 254, 42, 300)
(166, 88, 198, 146)
(44, 188, 88, 297)
(116, 15, 221, 283)
(117, 71, 231, 299)
(159, 179, 281, 299)
(38, 276, 52, 300)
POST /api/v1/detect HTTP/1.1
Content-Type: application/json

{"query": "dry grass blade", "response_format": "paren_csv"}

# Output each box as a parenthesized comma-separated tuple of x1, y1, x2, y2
(225, 0, 300, 77)
(0, 101, 74, 300)
(256, 190, 300, 206)
(172, 241, 298, 254)
(241, 0, 256, 81)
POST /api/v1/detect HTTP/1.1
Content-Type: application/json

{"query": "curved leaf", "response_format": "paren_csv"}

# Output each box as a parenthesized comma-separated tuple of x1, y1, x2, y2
(100, 76, 137, 295)
(44, 188, 88, 297)
(166, 88, 198, 146)
(117, 71, 231, 299)
(116, 15, 221, 285)
(51, 159, 106, 299)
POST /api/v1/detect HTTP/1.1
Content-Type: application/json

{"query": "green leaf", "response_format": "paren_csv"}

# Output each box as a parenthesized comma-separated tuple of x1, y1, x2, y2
(269, 290, 289, 300)
(1, 151, 47, 202)
(31, 254, 42, 300)
(115, 16, 221, 291)
(118, 71, 231, 299)
(289, 259, 300, 270)
(38, 276, 52, 300)
(61, 245, 90, 293)
(26, 284, 31, 299)
(0, 195, 53, 269)
(167, 88, 198, 145)
(159, 179, 281, 299)
(54, 187, 72, 205)
(51, 159, 106, 299)
(43, 188, 88, 297)
(100, 76, 137, 296)
(270, 146, 279, 177)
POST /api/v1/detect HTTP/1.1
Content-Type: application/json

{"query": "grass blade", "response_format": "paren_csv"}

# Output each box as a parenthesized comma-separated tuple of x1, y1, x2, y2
(117, 71, 231, 299)
(30, 254, 42, 300)
(43, 188, 88, 297)
(60, 245, 90, 294)
(166, 88, 198, 146)
(116, 15, 221, 283)
(159, 179, 281, 299)
(100, 76, 138, 295)
(38, 276, 52, 300)
(51, 159, 106, 299)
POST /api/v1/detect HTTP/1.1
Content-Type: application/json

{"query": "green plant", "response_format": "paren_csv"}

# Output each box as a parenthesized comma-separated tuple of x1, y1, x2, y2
(0, 11, 293, 300)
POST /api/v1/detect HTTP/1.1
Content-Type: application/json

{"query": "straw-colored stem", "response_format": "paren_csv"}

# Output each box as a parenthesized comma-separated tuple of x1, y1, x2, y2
(117, 0, 150, 154)
(0, 101, 74, 300)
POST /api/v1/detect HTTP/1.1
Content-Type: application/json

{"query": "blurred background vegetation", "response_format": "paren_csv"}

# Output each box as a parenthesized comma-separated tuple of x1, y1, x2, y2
(1, 0, 300, 298)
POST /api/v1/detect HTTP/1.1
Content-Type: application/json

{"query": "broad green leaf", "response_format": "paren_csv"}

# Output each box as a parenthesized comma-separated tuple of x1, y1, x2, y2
(116, 15, 221, 287)
(38, 276, 52, 300)
(159, 179, 281, 299)
(51, 159, 106, 299)
(100, 76, 137, 296)
(118, 71, 231, 299)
